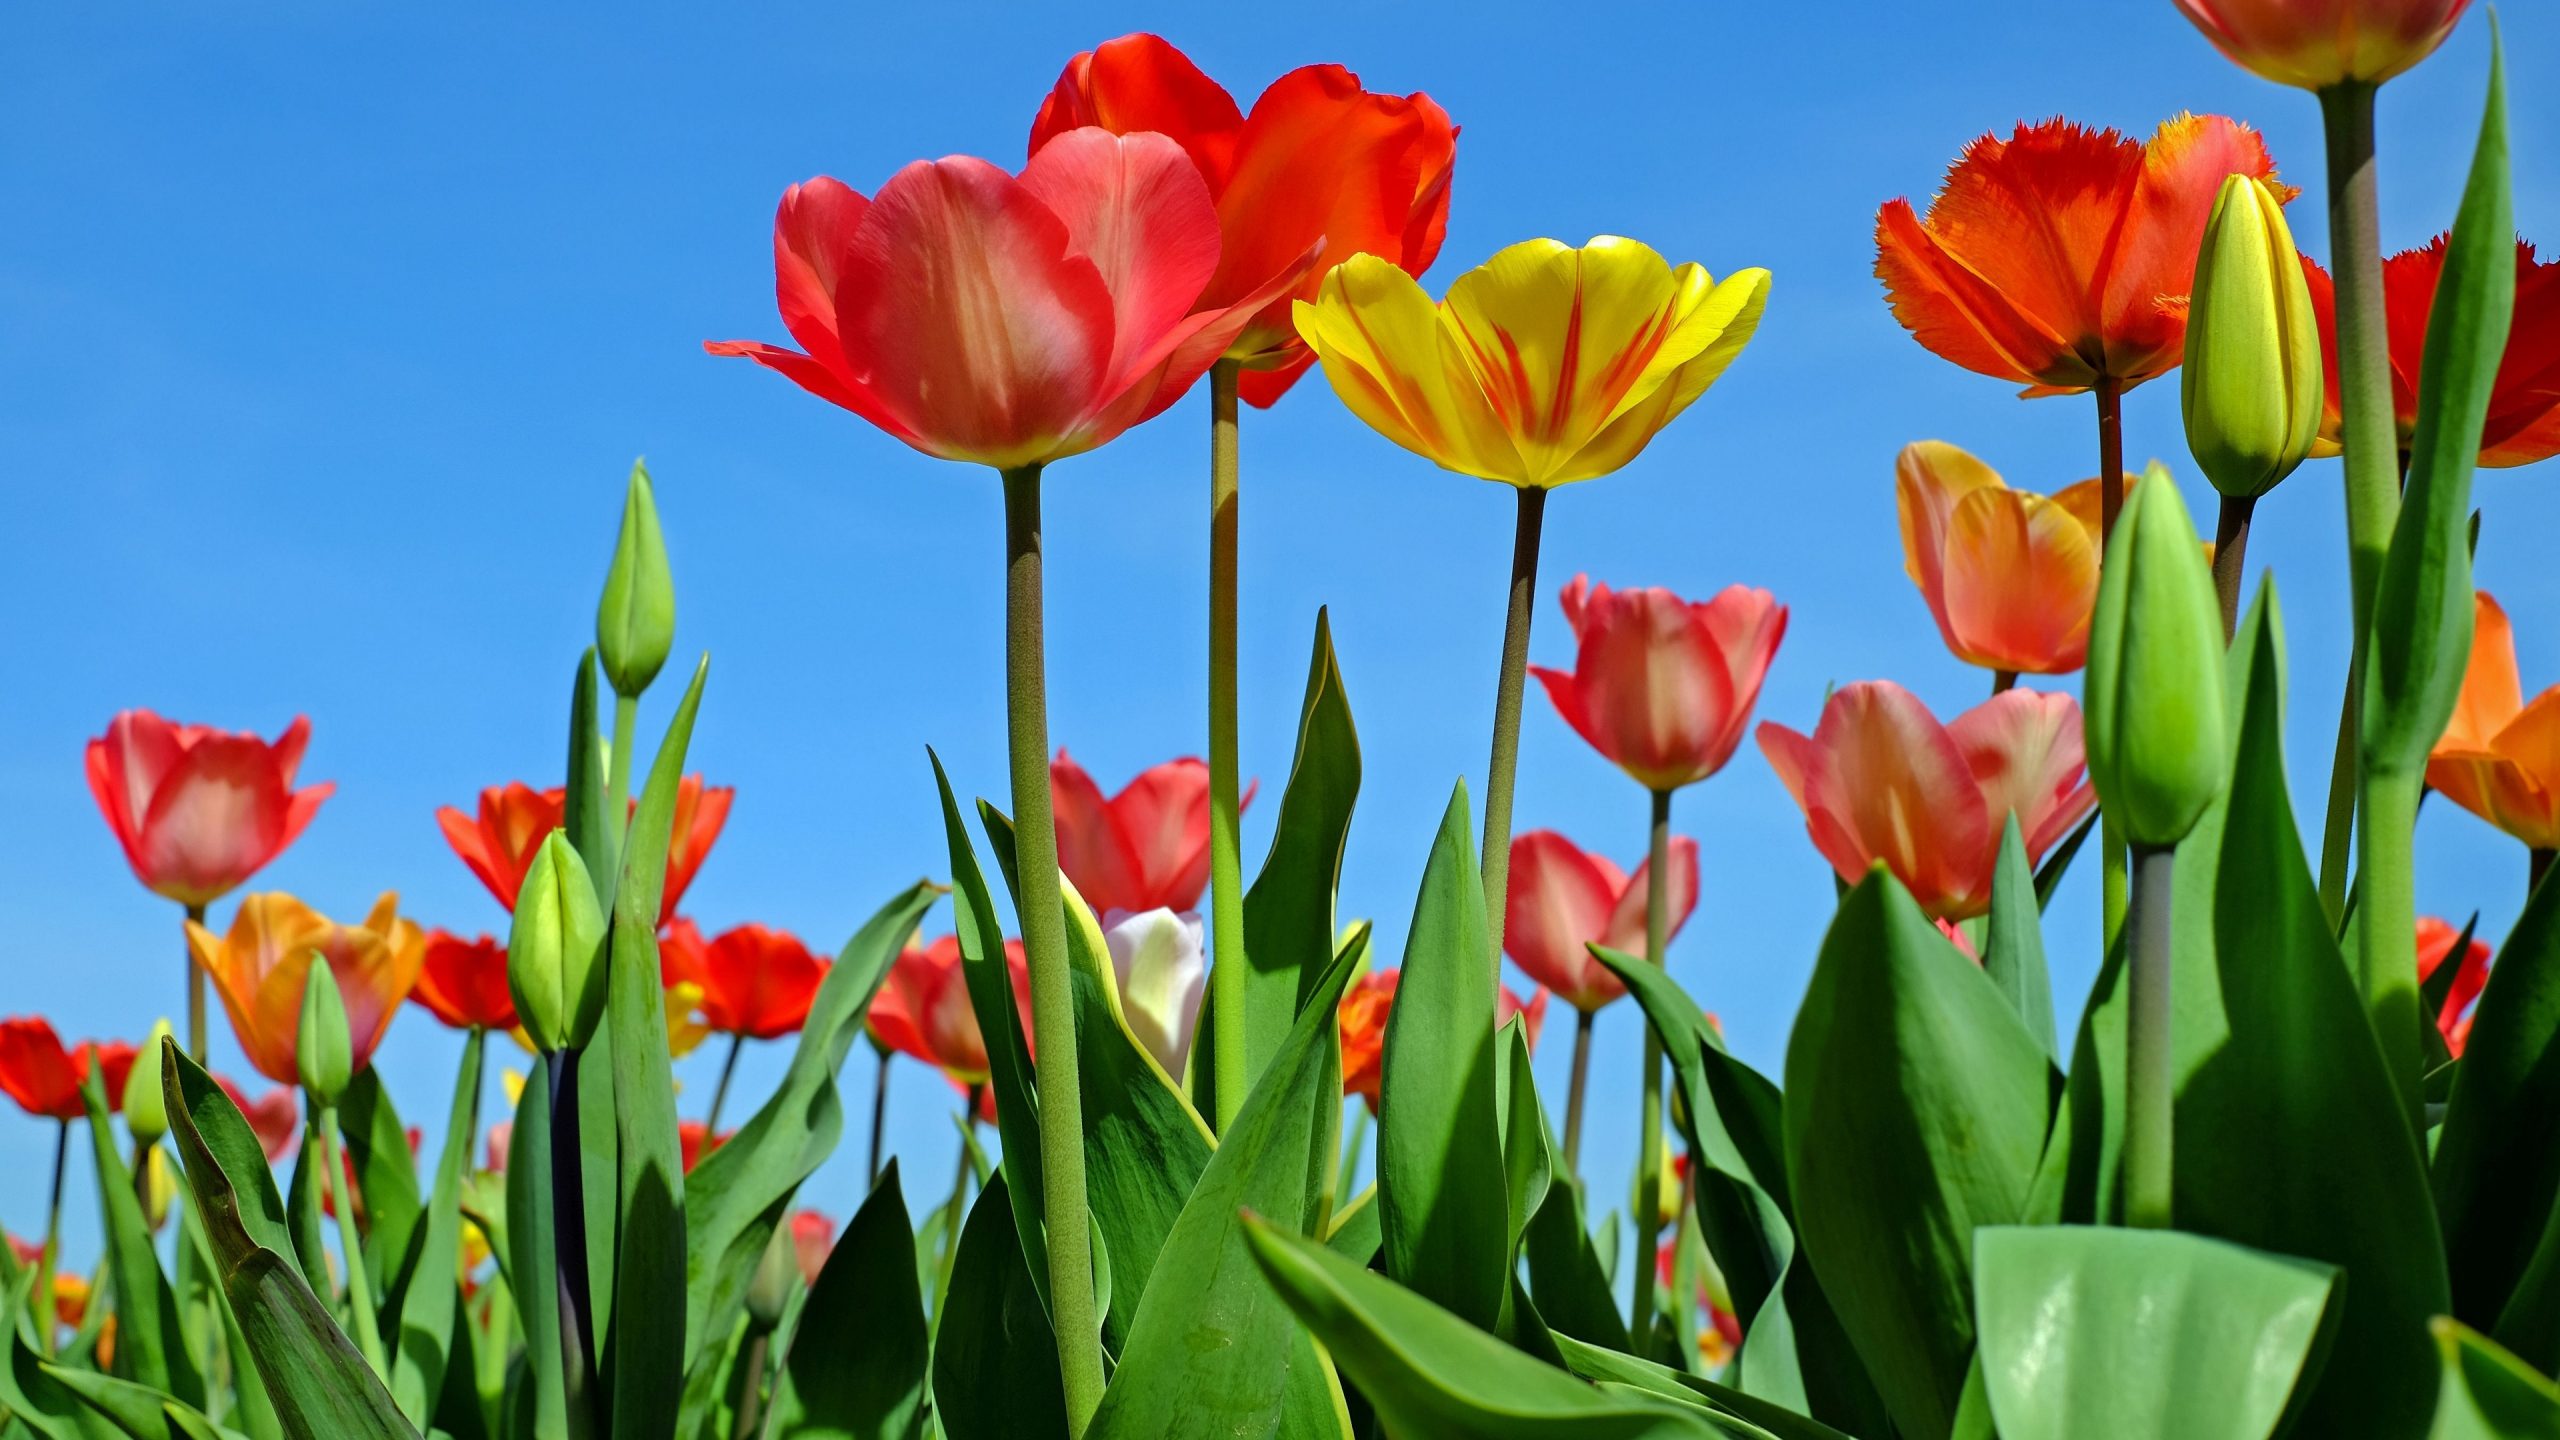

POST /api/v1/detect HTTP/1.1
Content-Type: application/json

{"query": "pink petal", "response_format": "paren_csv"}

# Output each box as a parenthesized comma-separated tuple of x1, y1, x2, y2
(1016, 127, 1220, 393)
(1946, 688, 2097, 862)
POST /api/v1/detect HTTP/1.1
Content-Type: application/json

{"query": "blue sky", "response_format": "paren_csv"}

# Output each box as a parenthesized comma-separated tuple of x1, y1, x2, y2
(4, 4, 2553, 1257)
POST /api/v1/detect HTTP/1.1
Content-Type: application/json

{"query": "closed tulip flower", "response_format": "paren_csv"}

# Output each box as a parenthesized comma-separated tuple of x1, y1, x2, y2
(297, 962, 354, 1104)
(597, 460, 676, 699)
(2303, 238, 2560, 470)
(1337, 968, 1544, 1113)
(1096, 907, 1205, 1080)
(186, 893, 427, 1086)
(2173, 0, 2471, 90)
(2429, 591, 2560, 855)
(2086, 467, 2230, 851)
(0, 1020, 136, 1121)
(123, 1022, 174, 1142)
(507, 833, 608, 1053)
(1051, 752, 1229, 917)
(866, 935, 1032, 1089)
(1759, 683, 2099, 921)
(1533, 576, 1787, 794)
(439, 776, 730, 921)
(412, 930, 518, 1033)
(86, 710, 333, 908)
(1896, 442, 2114, 676)
(1503, 830, 1699, 1013)
(2184, 175, 2324, 500)
(1031, 32, 1455, 406)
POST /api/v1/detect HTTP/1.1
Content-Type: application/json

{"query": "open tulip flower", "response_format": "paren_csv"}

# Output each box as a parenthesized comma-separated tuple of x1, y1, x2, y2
(867, 934, 1032, 1090)
(0, 1019, 136, 1120)
(1759, 682, 2098, 921)
(185, 892, 427, 1086)
(2416, 916, 2493, 1056)
(1533, 575, 1787, 794)
(2428, 591, 2560, 855)
(215, 1074, 300, 1163)
(1504, 830, 1700, 1013)
(1876, 115, 2287, 397)
(1338, 968, 1545, 1112)
(1032, 32, 1455, 406)
(2303, 238, 2560, 469)
(410, 929, 518, 1033)
(1296, 238, 1769, 490)
(438, 775, 730, 921)
(1051, 751, 1229, 917)
(1896, 441, 2114, 676)
(2174, 0, 2471, 91)
(658, 920, 829, 1041)
(86, 710, 333, 909)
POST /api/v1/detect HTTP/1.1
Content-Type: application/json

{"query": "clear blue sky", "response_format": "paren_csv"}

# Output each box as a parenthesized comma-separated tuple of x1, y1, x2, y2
(5, 4, 2553, 1257)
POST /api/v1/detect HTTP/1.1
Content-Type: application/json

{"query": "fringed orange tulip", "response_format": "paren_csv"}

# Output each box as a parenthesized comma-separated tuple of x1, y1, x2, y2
(1758, 682, 2098, 921)
(85, 710, 332, 907)
(2303, 238, 2560, 469)
(0, 1020, 135, 1120)
(185, 892, 426, 1085)
(2428, 591, 2560, 853)
(1896, 441, 2116, 675)
(411, 930, 518, 1033)
(1030, 32, 1456, 406)
(1337, 968, 1545, 1112)
(2174, 0, 2471, 90)
(2415, 916, 2492, 1056)
(866, 934, 1031, 1089)
(1503, 830, 1699, 1013)
(1532, 575, 1787, 793)
(438, 776, 730, 922)
(1876, 115, 2288, 395)
(1051, 751, 1234, 917)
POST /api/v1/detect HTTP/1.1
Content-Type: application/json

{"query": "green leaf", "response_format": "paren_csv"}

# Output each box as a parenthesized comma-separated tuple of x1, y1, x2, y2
(1242, 1216, 1734, 1438)
(931, 1174, 1067, 1440)
(562, 647, 613, 908)
(382, 1030, 479, 1427)
(1549, 1334, 1857, 1440)
(2032, 812, 2098, 911)
(338, 1070, 423, 1300)
(603, 654, 707, 1439)
(80, 1075, 201, 1404)
(1781, 869, 2049, 1440)
(561, 644, 622, 1338)
(679, 880, 939, 1374)
(767, 1163, 927, 1440)
(3, 1269, 114, 1440)
(1496, 1019, 1554, 1267)
(1086, 935, 1361, 1440)
(1523, 1180, 1630, 1355)
(1971, 1226, 2334, 1440)
(1379, 782, 1509, 1333)
(1984, 815, 2059, 1063)
(2430, 1319, 2560, 1439)
(1327, 1183, 1381, 1267)
(39, 1360, 248, 1440)
(504, 1052, 569, 1439)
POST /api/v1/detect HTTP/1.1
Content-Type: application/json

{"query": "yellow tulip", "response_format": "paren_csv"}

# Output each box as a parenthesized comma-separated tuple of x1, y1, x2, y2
(1293, 237, 1771, 489)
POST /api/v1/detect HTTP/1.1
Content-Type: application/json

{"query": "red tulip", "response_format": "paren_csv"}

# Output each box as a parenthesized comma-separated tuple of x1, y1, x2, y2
(1504, 830, 1700, 1012)
(678, 1120, 734, 1174)
(411, 930, 517, 1032)
(438, 776, 730, 923)
(1337, 968, 1546, 1112)
(1051, 751, 1244, 916)
(707, 128, 1307, 469)
(1030, 33, 1456, 406)
(216, 1075, 301, 1163)
(790, 1208, 835, 1286)
(866, 934, 1032, 1088)
(85, 710, 332, 908)
(2303, 238, 2560, 470)
(1759, 683, 2097, 922)
(0, 1020, 136, 1121)
(657, 921, 828, 1041)
(2173, 0, 2471, 90)
(1531, 576, 1786, 793)
(2415, 916, 2493, 1057)
(1876, 116, 2287, 395)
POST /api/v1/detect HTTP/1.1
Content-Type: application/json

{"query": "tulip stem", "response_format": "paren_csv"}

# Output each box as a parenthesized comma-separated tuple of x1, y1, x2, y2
(1991, 669, 2018, 696)
(998, 463, 1106, 1437)
(184, 903, 207, 1061)
(2355, 770, 2426, 1112)
(1629, 787, 1672, 1339)
(1481, 486, 1550, 963)
(317, 1104, 389, 1377)
(935, 1090, 981, 1311)
(1561, 1009, 1595, 1177)
(608, 694, 638, 852)
(1208, 358, 1250, 1135)
(2123, 844, 2177, 1229)
(2095, 378, 2130, 954)
(2212, 495, 2257, 640)
(866, 1048, 891, 1187)
(546, 1051, 597, 1435)
(703, 1034, 743, 1138)
(2534, 848, 2555, 898)
(38, 1119, 66, 1355)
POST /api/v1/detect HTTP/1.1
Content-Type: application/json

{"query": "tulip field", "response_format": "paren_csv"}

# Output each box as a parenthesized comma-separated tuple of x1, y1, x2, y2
(11, 4, 2560, 1438)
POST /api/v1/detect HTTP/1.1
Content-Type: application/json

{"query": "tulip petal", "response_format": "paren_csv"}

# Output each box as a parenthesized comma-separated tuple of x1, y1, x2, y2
(1211, 65, 1425, 331)
(1503, 830, 1625, 1008)
(1604, 836, 1700, 959)
(1030, 34, 1245, 193)
(137, 734, 295, 907)
(1772, 683, 1995, 919)
(1875, 151, 2104, 392)
(1939, 486, 2100, 673)
(1562, 266, 1772, 483)
(2103, 113, 2285, 380)
(1295, 256, 1515, 480)
(1051, 752, 1147, 918)
(1016, 127, 1222, 392)
(1947, 689, 2097, 862)
(1895, 441, 2008, 599)
(774, 178, 872, 370)
(2440, 591, 2525, 751)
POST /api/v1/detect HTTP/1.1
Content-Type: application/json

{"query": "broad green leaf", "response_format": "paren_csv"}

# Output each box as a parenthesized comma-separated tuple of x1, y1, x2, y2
(931, 1175, 1067, 1440)
(504, 1051, 569, 1440)
(1327, 1183, 1382, 1267)
(39, 1361, 248, 1440)
(1086, 936, 1360, 1440)
(1243, 1216, 1734, 1438)
(1971, 1226, 2334, 1440)
(1496, 1019, 1554, 1269)
(767, 1163, 927, 1440)
(339, 1070, 423, 1301)
(4, 1269, 116, 1440)
(603, 655, 707, 1439)
(1984, 815, 2059, 1063)
(1379, 782, 1508, 1332)
(1782, 869, 2050, 1440)
(1523, 1180, 1630, 1354)
(2031, 812, 2097, 911)
(2431, 1319, 2560, 1439)
(80, 1075, 200, 1404)
(2178, 589, 2447, 1439)
(382, 1030, 479, 1426)
(1550, 1334, 1856, 1440)
(562, 646, 624, 1339)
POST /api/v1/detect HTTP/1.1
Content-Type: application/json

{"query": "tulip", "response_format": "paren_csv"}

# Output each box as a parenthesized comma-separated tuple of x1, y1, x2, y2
(597, 459, 676, 700)
(678, 1119, 733, 1175)
(790, 1208, 835, 1287)
(1895, 442, 2114, 678)
(1050, 752, 1227, 916)
(2302, 237, 2560, 470)
(2429, 592, 2560, 865)
(2086, 466, 2230, 852)
(186, 892, 426, 1087)
(439, 776, 730, 922)
(1337, 967, 1544, 1113)
(661, 920, 830, 1132)
(1533, 576, 1787, 795)
(412, 930, 518, 1034)
(123, 1021, 174, 1142)
(1098, 908, 1205, 1080)
(2173, 0, 2471, 90)
(51, 1271, 88, 1334)
(2415, 916, 2493, 1056)
(0, 1020, 135, 1121)
(215, 1075, 300, 1163)
(1759, 683, 2098, 922)
(507, 833, 609, 1054)
(866, 934, 1031, 1091)
(295, 964, 387, 1371)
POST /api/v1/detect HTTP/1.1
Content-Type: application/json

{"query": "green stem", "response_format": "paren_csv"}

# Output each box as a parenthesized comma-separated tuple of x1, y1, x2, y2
(1208, 358, 1250, 1135)
(38, 1119, 67, 1355)
(1630, 787, 1672, 1338)
(1480, 486, 1550, 962)
(866, 1047, 891, 1187)
(2355, 771, 2425, 1111)
(318, 1104, 389, 1377)
(606, 693, 638, 886)
(998, 463, 1105, 1435)
(729, 1330, 771, 1440)
(935, 1090, 982, 1310)
(2096, 378, 2130, 954)
(2212, 494, 2256, 641)
(704, 1033, 744, 1137)
(1561, 1009, 1595, 1178)
(185, 903, 207, 1061)
(2123, 845, 2178, 1229)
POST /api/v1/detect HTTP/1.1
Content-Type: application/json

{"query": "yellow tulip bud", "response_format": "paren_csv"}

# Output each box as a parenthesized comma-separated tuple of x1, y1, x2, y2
(507, 831, 610, 1053)
(122, 1020, 175, 1142)
(2087, 466, 2231, 849)
(2182, 175, 2323, 500)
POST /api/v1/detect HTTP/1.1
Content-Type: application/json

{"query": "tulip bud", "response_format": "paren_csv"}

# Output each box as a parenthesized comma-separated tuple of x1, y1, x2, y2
(508, 831, 611, 1053)
(596, 460, 676, 699)
(743, 1221, 796, 1329)
(297, 959, 354, 1105)
(123, 1020, 175, 1142)
(2086, 466, 2231, 848)
(142, 1147, 177, 1233)
(2183, 176, 2323, 500)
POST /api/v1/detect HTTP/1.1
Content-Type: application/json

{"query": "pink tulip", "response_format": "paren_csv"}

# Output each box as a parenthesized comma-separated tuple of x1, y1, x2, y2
(1051, 751, 1248, 916)
(86, 710, 332, 908)
(1504, 830, 1700, 1012)
(1758, 682, 2097, 921)
(2173, 0, 2470, 90)
(790, 1209, 835, 1287)
(1531, 576, 1787, 794)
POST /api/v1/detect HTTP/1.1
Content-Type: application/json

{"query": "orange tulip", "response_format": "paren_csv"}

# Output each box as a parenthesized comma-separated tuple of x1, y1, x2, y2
(0, 1020, 135, 1121)
(1503, 830, 1699, 1013)
(2173, 0, 2470, 90)
(185, 892, 426, 1086)
(1896, 441, 2118, 675)
(2428, 591, 2560, 852)
(866, 934, 1031, 1089)
(658, 920, 829, 1041)
(85, 710, 332, 908)
(2415, 916, 2492, 1057)
(1876, 115, 2287, 396)
(437, 776, 731, 923)
(1337, 968, 1545, 1112)
(411, 930, 517, 1033)
(2302, 238, 2560, 469)
(1531, 575, 1786, 794)
(215, 1074, 300, 1162)
(1758, 683, 2098, 921)
(1030, 32, 1456, 406)
(1051, 751, 1238, 917)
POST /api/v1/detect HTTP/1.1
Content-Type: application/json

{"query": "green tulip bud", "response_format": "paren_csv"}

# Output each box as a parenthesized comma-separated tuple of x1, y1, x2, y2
(297, 959, 354, 1105)
(2182, 175, 2323, 500)
(596, 459, 676, 699)
(508, 830, 610, 1052)
(744, 1221, 796, 1329)
(2087, 466, 2231, 849)
(123, 1019, 175, 1141)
